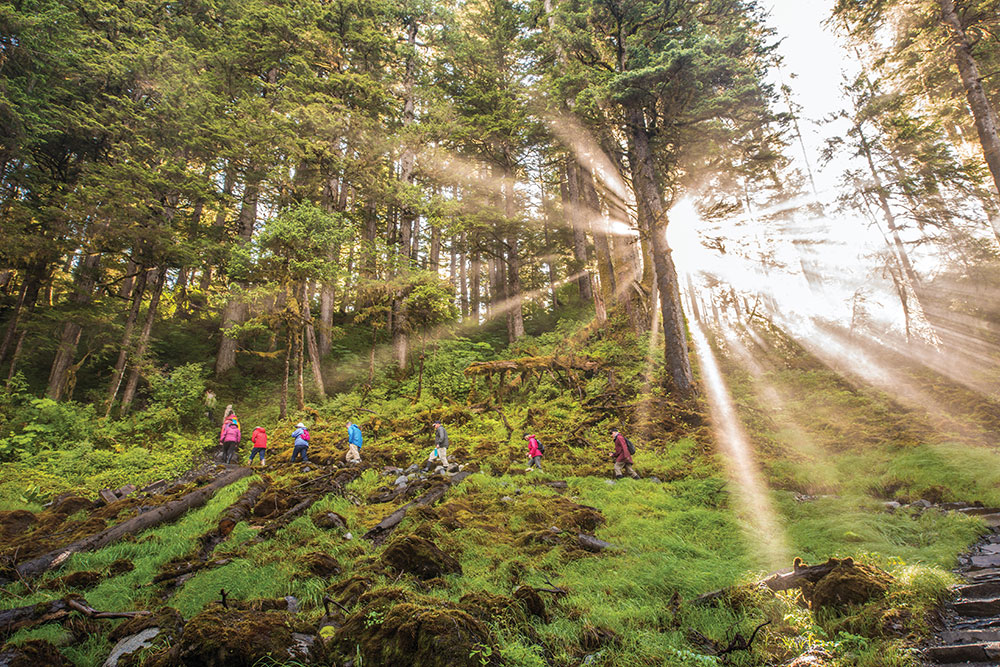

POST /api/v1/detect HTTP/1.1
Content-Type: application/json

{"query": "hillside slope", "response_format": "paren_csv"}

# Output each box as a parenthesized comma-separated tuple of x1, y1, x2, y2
(0, 317, 995, 667)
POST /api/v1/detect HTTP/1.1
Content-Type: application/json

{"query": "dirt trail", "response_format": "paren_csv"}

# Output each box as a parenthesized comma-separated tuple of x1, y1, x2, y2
(924, 508, 1000, 666)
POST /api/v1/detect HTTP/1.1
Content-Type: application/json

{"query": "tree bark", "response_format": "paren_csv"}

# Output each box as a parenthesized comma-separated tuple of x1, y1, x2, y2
(579, 164, 613, 322)
(941, 0, 1000, 198)
(280, 333, 291, 420)
(504, 171, 524, 341)
(47, 252, 101, 400)
(217, 481, 267, 536)
(215, 174, 260, 375)
(106, 268, 149, 415)
(120, 267, 168, 412)
(459, 232, 469, 316)
(9, 467, 252, 582)
(563, 161, 593, 301)
(200, 169, 235, 292)
(626, 107, 693, 394)
(0, 264, 44, 368)
(471, 248, 481, 319)
(303, 282, 326, 398)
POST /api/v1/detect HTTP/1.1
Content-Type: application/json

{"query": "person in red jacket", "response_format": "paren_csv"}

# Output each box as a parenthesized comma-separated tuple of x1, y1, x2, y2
(610, 427, 639, 479)
(524, 433, 543, 472)
(249, 426, 267, 467)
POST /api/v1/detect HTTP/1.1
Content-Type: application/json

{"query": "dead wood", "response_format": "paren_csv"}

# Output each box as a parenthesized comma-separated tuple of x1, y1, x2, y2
(363, 471, 472, 545)
(255, 497, 317, 541)
(694, 558, 851, 605)
(0, 596, 150, 640)
(9, 466, 252, 582)
(218, 481, 267, 536)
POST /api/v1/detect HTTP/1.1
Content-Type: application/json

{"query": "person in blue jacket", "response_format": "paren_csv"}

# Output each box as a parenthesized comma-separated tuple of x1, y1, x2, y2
(346, 421, 362, 464)
(291, 422, 310, 463)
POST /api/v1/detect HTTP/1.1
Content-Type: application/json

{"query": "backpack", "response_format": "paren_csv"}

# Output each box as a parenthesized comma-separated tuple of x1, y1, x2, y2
(623, 435, 635, 455)
(537, 438, 545, 455)
(301, 429, 310, 443)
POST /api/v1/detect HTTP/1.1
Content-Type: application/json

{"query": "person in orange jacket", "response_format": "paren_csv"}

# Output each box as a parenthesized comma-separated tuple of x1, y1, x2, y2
(249, 426, 267, 467)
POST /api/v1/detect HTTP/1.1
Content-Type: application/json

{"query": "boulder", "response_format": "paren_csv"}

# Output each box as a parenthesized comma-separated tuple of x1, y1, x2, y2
(167, 608, 322, 666)
(103, 627, 160, 667)
(806, 558, 892, 611)
(312, 511, 347, 531)
(304, 552, 342, 578)
(381, 536, 461, 580)
(0, 510, 36, 539)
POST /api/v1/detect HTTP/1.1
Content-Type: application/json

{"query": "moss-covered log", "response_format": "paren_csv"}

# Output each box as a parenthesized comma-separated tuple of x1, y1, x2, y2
(8, 466, 252, 582)
(464, 355, 602, 376)
(217, 481, 267, 536)
(364, 471, 472, 545)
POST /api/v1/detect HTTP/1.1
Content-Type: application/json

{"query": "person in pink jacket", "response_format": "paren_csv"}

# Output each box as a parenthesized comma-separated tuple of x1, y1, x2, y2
(524, 433, 543, 472)
(219, 417, 241, 464)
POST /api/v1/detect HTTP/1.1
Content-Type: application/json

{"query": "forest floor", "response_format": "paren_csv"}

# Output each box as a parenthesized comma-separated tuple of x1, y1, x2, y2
(0, 317, 998, 666)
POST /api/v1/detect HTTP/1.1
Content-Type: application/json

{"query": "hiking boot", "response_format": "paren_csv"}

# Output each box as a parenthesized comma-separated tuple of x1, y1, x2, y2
(525, 467, 533, 472)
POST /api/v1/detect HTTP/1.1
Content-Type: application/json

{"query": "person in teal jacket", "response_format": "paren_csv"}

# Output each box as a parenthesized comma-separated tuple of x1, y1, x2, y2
(346, 421, 362, 464)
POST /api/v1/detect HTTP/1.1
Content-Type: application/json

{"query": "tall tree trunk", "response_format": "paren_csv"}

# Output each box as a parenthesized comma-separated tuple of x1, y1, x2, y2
(941, 0, 1000, 198)
(303, 281, 326, 398)
(460, 233, 469, 316)
(279, 334, 290, 420)
(470, 248, 481, 320)
(215, 175, 260, 375)
(0, 264, 44, 367)
(200, 169, 234, 291)
(429, 224, 441, 271)
(504, 173, 524, 341)
(120, 267, 167, 412)
(118, 258, 138, 300)
(47, 252, 101, 400)
(578, 164, 614, 322)
(563, 161, 593, 301)
(106, 268, 149, 414)
(626, 107, 693, 394)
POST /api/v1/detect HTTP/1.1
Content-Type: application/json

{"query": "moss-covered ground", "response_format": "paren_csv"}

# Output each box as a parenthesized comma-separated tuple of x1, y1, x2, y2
(1, 314, 998, 666)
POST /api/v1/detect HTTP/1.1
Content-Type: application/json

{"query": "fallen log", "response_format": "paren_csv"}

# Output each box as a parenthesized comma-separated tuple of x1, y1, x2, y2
(363, 471, 472, 545)
(577, 534, 619, 553)
(0, 596, 150, 640)
(693, 557, 853, 605)
(9, 467, 252, 582)
(255, 497, 318, 541)
(218, 481, 267, 536)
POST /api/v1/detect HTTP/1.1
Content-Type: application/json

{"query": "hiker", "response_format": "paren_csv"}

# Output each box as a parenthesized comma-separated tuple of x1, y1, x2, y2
(204, 390, 217, 424)
(219, 416, 241, 464)
(610, 427, 639, 479)
(291, 423, 310, 463)
(422, 421, 449, 471)
(249, 426, 267, 467)
(346, 421, 362, 464)
(524, 433, 543, 472)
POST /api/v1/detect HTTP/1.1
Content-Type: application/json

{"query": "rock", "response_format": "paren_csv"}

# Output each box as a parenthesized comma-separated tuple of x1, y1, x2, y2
(447, 464, 461, 473)
(335, 598, 499, 667)
(113, 484, 137, 499)
(952, 597, 1000, 616)
(781, 647, 833, 666)
(344, 532, 353, 540)
(102, 627, 160, 667)
(394, 476, 408, 487)
(381, 535, 462, 580)
(313, 511, 348, 531)
(405, 464, 420, 474)
(304, 552, 342, 578)
(0, 640, 72, 667)
(970, 554, 1000, 569)
(806, 558, 892, 611)
(289, 632, 316, 661)
(285, 596, 300, 614)
(883, 501, 902, 511)
(141, 479, 168, 495)
(648, 476, 661, 483)
(99, 489, 119, 506)
(501, 496, 514, 502)
(578, 534, 618, 553)
(911, 499, 933, 509)
(171, 608, 322, 666)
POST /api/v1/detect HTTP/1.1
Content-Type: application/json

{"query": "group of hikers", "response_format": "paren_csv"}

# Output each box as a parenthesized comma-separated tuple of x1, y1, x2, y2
(216, 406, 640, 479)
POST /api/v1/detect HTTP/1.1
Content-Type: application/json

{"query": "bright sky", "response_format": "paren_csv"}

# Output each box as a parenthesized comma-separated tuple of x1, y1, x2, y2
(764, 0, 858, 195)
